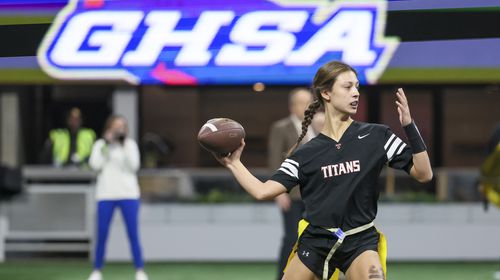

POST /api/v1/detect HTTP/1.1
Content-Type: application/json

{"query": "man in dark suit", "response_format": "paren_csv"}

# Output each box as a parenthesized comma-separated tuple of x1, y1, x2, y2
(268, 88, 315, 280)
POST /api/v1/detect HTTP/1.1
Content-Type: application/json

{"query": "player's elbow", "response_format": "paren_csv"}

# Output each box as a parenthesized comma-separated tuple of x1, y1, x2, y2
(254, 190, 275, 201)
(416, 169, 433, 183)
(255, 186, 280, 201)
(254, 194, 267, 201)
(253, 180, 286, 201)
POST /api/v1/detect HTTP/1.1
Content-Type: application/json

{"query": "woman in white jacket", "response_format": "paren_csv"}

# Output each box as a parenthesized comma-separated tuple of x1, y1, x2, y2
(87, 115, 148, 280)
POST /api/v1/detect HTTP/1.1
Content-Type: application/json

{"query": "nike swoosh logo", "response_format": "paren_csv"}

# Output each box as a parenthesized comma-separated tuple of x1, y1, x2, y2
(358, 133, 370, 139)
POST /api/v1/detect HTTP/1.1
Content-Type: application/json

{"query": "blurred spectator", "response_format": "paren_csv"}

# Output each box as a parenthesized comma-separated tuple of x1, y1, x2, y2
(268, 88, 319, 280)
(87, 115, 148, 280)
(40, 107, 96, 167)
(479, 123, 500, 210)
(480, 123, 500, 280)
(311, 110, 326, 135)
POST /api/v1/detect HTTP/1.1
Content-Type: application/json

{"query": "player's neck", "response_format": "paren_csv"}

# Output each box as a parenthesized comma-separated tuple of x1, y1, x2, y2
(322, 116, 353, 142)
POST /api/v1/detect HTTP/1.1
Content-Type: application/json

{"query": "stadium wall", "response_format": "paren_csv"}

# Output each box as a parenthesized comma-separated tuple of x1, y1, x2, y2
(103, 203, 500, 262)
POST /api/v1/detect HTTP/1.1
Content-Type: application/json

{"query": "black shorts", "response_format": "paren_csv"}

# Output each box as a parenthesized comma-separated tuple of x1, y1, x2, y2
(297, 224, 379, 278)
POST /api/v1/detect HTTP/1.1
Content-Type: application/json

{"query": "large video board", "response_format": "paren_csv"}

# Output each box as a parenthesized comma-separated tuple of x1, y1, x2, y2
(37, 0, 398, 85)
(0, 0, 499, 85)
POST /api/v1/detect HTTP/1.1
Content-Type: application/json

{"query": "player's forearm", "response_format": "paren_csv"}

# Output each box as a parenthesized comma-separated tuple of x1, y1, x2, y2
(227, 160, 280, 200)
(411, 151, 433, 182)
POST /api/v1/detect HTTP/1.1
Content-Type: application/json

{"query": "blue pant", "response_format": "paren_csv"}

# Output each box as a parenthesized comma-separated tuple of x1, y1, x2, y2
(94, 199, 144, 269)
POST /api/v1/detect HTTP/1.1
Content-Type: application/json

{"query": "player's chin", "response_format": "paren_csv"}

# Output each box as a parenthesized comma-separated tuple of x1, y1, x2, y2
(347, 105, 358, 115)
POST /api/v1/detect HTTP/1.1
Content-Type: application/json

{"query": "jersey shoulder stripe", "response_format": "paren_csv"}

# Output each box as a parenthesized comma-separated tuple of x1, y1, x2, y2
(278, 167, 296, 178)
(280, 161, 299, 179)
(384, 134, 396, 150)
(396, 142, 406, 156)
(387, 138, 403, 160)
(285, 158, 299, 167)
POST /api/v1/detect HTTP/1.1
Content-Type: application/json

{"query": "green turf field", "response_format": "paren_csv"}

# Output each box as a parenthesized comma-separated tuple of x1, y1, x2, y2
(0, 261, 498, 280)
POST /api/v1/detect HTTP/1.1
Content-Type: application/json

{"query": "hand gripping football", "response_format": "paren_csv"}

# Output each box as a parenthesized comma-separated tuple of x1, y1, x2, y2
(198, 118, 245, 155)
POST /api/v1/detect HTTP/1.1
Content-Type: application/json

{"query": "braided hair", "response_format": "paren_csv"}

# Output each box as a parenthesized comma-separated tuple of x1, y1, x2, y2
(287, 61, 357, 157)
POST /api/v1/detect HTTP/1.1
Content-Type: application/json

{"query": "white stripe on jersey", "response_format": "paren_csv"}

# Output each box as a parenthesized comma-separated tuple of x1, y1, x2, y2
(285, 158, 299, 167)
(280, 162, 299, 179)
(396, 142, 406, 156)
(384, 134, 396, 150)
(279, 167, 296, 178)
(387, 138, 402, 160)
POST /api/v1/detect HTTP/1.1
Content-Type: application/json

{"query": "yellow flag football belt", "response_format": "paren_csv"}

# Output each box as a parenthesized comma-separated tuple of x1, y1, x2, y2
(285, 219, 387, 280)
(321, 222, 375, 280)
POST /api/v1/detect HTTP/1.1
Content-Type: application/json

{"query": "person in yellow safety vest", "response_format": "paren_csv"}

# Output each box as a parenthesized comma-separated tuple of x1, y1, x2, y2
(44, 107, 96, 167)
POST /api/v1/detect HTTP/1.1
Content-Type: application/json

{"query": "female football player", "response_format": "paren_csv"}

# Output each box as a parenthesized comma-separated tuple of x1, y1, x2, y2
(212, 61, 432, 280)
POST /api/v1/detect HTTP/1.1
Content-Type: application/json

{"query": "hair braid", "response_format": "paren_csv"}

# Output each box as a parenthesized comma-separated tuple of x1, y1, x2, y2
(287, 100, 321, 157)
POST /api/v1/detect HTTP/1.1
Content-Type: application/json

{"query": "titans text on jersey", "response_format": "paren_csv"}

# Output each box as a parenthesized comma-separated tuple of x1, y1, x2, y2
(321, 160, 361, 178)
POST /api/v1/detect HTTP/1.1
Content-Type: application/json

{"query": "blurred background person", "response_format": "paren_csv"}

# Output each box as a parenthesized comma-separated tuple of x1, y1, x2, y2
(268, 87, 319, 280)
(477, 123, 500, 279)
(311, 110, 326, 136)
(479, 123, 500, 210)
(87, 115, 148, 280)
(40, 107, 96, 167)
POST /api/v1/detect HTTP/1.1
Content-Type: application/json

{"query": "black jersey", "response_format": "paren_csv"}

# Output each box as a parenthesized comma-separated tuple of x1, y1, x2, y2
(270, 121, 413, 230)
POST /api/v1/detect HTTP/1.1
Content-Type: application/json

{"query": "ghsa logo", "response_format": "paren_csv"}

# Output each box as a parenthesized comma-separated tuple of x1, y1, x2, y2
(37, 0, 399, 85)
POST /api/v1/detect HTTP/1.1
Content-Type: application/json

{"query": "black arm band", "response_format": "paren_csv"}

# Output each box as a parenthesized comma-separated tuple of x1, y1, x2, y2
(403, 121, 427, 154)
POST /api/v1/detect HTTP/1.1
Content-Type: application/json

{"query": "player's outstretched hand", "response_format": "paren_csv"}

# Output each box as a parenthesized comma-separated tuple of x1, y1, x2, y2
(395, 88, 412, 126)
(212, 139, 245, 167)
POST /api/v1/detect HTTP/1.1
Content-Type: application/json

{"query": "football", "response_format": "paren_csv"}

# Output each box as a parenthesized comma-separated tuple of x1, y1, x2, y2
(198, 118, 245, 155)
